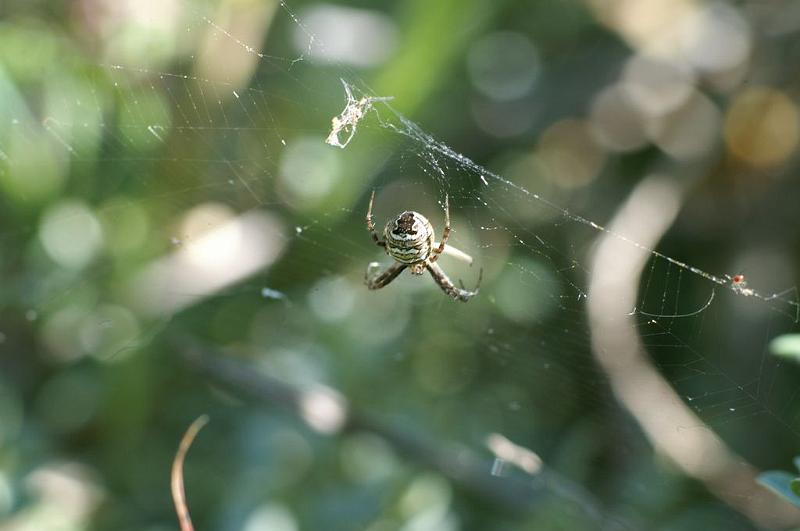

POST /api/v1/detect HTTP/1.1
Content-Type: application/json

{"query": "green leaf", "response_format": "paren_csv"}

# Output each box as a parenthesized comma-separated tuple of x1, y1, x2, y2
(757, 471, 800, 508)
(792, 478, 800, 497)
(769, 334, 800, 362)
(793, 456, 800, 474)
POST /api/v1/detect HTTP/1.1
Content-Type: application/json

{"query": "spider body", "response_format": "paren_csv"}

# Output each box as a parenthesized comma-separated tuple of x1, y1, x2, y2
(384, 211, 434, 274)
(365, 191, 481, 302)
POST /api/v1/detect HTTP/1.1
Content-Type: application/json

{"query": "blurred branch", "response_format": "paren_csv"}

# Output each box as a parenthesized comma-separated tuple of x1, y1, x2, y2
(177, 340, 630, 530)
(587, 172, 800, 529)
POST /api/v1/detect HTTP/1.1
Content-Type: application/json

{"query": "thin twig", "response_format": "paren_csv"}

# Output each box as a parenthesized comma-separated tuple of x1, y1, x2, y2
(171, 414, 209, 531)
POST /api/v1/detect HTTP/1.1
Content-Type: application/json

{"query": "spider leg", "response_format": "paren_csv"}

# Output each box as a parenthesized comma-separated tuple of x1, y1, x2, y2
(366, 190, 385, 247)
(366, 262, 407, 290)
(426, 262, 481, 302)
(430, 194, 451, 262)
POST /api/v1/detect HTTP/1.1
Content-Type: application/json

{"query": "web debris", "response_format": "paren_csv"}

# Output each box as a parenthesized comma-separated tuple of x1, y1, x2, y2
(325, 79, 393, 148)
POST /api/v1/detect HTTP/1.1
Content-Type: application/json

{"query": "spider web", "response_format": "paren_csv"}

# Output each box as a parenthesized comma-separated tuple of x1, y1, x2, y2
(4, 0, 800, 528)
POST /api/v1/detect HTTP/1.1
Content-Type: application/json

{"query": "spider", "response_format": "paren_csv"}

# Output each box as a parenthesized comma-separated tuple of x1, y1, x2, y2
(364, 191, 482, 302)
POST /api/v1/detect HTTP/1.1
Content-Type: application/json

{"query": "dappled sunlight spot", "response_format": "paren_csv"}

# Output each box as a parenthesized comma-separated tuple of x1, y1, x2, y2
(180, 202, 235, 234)
(129, 209, 286, 316)
(195, 0, 278, 89)
(244, 503, 299, 531)
(399, 474, 451, 513)
(467, 31, 540, 102)
(308, 275, 356, 322)
(588, 0, 751, 83)
(645, 90, 721, 160)
(770, 335, 800, 362)
(295, 5, 398, 67)
(589, 84, 648, 152)
(278, 136, 342, 207)
(724, 87, 799, 168)
(399, 474, 455, 531)
(299, 385, 347, 434)
(120, 0, 181, 34)
(7, 462, 104, 530)
(78, 304, 141, 361)
(180, 202, 238, 267)
(39, 200, 103, 270)
(536, 118, 606, 189)
(100, 0, 182, 68)
(586, 0, 696, 57)
(679, 2, 751, 75)
(622, 54, 695, 117)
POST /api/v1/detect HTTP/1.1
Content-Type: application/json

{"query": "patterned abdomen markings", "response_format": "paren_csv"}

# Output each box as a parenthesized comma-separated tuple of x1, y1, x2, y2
(384, 211, 435, 266)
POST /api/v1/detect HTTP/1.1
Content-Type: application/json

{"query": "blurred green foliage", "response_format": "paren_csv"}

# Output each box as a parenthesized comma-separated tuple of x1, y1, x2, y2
(2, 0, 800, 530)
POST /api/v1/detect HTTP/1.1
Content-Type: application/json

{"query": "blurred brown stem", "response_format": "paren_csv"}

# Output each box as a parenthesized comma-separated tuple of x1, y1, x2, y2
(171, 414, 209, 531)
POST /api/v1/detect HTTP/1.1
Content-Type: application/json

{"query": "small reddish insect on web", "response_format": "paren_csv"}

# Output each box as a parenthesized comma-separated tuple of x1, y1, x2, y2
(729, 274, 754, 296)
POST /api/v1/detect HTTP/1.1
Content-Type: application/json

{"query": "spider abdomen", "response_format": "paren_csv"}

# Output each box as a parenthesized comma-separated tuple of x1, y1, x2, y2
(365, 192, 480, 301)
(384, 211, 435, 264)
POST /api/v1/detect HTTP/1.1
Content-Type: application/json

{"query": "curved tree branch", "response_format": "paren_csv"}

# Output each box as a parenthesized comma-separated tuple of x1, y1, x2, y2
(587, 174, 800, 529)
